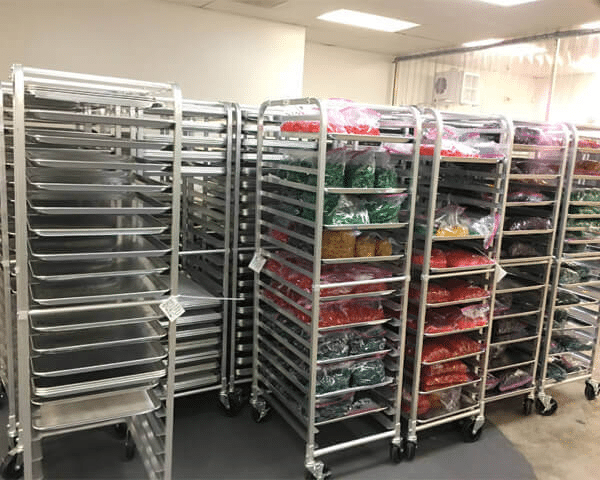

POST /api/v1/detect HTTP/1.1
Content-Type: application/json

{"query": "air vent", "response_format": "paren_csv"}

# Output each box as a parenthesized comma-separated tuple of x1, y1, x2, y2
(233, 0, 287, 8)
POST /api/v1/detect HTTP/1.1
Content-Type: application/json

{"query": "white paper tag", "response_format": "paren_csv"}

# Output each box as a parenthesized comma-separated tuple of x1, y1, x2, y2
(249, 253, 267, 273)
(160, 296, 186, 322)
(496, 266, 508, 283)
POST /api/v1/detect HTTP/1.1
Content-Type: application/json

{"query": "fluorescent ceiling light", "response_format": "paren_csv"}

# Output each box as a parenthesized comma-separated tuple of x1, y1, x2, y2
(475, 0, 538, 6)
(581, 21, 600, 29)
(463, 38, 503, 48)
(317, 9, 419, 33)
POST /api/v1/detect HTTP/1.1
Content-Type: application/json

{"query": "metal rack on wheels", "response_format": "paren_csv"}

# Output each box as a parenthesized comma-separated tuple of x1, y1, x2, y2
(487, 122, 569, 415)
(0, 80, 20, 463)
(250, 99, 422, 479)
(538, 124, 600, 412)
(220, 105, 281, 414)
(5, 66, 182, 480)
(155, 99, 234, 399)
(403, 111, 511, 459)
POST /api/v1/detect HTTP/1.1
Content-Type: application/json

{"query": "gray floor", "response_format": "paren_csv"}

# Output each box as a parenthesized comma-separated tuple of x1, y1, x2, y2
(0, 392, 536, 480)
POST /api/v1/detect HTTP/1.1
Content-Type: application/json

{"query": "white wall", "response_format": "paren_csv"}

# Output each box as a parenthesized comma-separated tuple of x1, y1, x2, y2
(303, 42, 395, 105)
(0, 0, 306, 104)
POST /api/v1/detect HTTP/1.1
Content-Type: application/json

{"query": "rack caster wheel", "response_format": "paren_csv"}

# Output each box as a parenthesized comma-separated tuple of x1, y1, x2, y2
(114, 423, 127, 439)
(462, 420, 483, 443)
(536, 398, 558, 416)
(125, 440, 136, 461)
(523, 397, 534, 416)
(222, 390, 245, 417)
(0, 384, 6, 409)
(304, 466, 331, 480)
(585, 381, 598, 401)
(403, 439, 416, 461)
(389, 443, 402, 464)
(251, 406, 270, 423)
(1, 452, 23, 479)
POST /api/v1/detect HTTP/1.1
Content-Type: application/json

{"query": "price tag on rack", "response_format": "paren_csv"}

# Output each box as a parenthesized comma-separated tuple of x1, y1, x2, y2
(249, 253, 267, 273)
(496, 265, 508, 283)
(160, 296, 186, 322)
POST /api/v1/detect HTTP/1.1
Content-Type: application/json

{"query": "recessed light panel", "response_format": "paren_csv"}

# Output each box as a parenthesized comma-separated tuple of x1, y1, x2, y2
(475, 0, 538, 6)
(317, 9, 419, 33)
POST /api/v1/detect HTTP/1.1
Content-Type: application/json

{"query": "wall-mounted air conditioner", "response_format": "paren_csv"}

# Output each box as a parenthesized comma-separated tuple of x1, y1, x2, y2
(433, 70, 480, 106)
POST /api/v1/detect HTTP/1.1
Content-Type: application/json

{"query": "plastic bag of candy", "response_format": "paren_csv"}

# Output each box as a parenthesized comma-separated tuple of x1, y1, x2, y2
(323, 195, 369, 226)
(316, 363, 353, 394)
(355, 233, 377, 257)
(421, 371, 475, 391)
(508, 189, 547, 203)
(350, 358, 386, 387)
(318, 330, 350, 360)
(507, 216, 552, 231)
(402, 389, 431, 416)
(374, 148, 398, 188)
(321, 230, 358, 259)
(280, 99, 349, 134)
(434, 204, 470, 237)
(412, 248, 447, 268)
(421, 360, 469, 377)
(363, 193, 407, 224)
(442, 278, 489, 301)
(348, 326, 387, 354)
(445, 249, 493, 268)
(315, 393, 354, 422)
(409, 282, 451, 304)
(345, 149, 376, 188)
(498, 369, 532, 392)
(341, 105, 381, 135)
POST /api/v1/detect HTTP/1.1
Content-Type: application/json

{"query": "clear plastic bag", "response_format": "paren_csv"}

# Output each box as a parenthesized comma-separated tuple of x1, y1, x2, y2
(445, 249, 493, 268)
(507, 216, 552, 231)
(321, 230, 357, 259)
(421, 371, 475, 391)
(374, 148, 398, 188)
(442, 278, 489, 301)
(508, 189, 546, 203)
(341, 105, 381, 136)
(318, 330, 350, 360)
(434, 204, 469, 237)
(316, 363, 353, 394)
(412, 248, 447, 268)
(507, 241, 543, 258)
(355, 233, 377, 257)
(363, 193, 407, 224)
(323, 195, 368, 226)
(348, 326, 387, 354)
(315, 393, 354, 422)
(350, 358, 386, 386)
(346, 149, 376, 188)
(409, 282, 451, 304)
(280, 99, 350, 134)
(498, 369, 532, 392)
(421, 360, 469, 377)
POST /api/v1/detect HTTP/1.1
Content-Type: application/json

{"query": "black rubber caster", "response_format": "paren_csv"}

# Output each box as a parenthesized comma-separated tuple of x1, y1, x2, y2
(222, 390, 245, 417)
(114, 423, 127, 439)
(523, 397, 534, 416)
(0, 384, 6, 409)
(1, 452, 23, 480)
(389, 443, 402, 464)
(585, 382, 597, 401)
(403, 439, 417, 461)
(536, 398, 558, 416)
(462, 420, 483, 443)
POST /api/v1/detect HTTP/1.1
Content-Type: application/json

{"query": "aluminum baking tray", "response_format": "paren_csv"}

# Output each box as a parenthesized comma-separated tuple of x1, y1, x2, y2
(321, 254, 404, 265)
(28, 172, 168, 193)
(31, 321, 165, 353)
(30, 275, 169, 306)
(32, 341, 166, 377)
(30, 305, 162, 332)
(28, 214, 167, 237)
(27, 109, 174, 129)
(29, 236, 170, 261)
(30, 257, 169, 282)
(26, 149, 168, 171)
(26, 127, 171, 149)
(28, 192, 170, 215)
(32, 362, 165, 398)
(32, 389, 161, 432)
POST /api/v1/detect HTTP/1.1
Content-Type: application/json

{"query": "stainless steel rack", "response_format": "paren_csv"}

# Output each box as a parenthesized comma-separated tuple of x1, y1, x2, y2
(166, 99, 234, 400)
(3, 66, 183, 480)
(487, 122, 569, 415)
(220, 105, 281, 414)
(403, 111, 512, 460)
(250, 99, 421, 479)
(539, 124, 600, 413)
